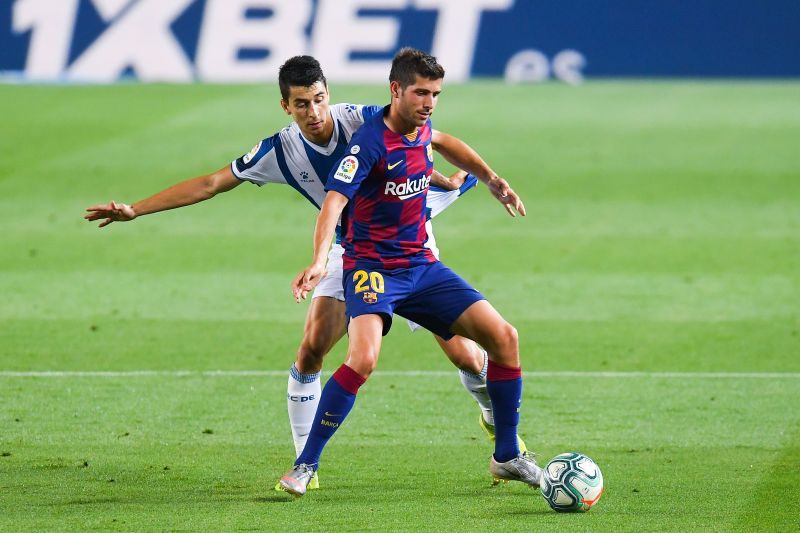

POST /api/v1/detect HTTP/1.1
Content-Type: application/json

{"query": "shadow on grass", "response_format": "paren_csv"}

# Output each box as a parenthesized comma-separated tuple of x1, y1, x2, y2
(253, 495, 296, 504)
(62, 497, 123, 505)
(503, 509, 556, 516)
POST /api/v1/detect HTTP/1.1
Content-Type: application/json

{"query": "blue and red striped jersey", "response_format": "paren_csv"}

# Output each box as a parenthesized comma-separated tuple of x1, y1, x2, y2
(325, 105, 437, 271)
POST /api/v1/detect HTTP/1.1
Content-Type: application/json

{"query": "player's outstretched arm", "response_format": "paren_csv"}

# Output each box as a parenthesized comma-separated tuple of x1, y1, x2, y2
(292, 190, 350, 303)
(84, 165, 241, 227)
(431, 130, 526, 217)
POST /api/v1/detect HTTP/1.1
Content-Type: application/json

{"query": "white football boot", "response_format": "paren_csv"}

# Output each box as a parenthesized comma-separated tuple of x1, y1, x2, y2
(278, 463, 316, 497)
(489, 451, 543, 488)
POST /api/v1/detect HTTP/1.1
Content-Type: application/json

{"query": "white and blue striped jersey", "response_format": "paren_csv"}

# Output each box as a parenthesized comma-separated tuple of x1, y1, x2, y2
(230, 103, 477, 241)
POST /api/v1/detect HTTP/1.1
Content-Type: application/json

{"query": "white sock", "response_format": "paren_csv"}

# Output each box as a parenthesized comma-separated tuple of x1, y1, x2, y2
(459, 350, 493, 426)
(287, 364, 321, 458)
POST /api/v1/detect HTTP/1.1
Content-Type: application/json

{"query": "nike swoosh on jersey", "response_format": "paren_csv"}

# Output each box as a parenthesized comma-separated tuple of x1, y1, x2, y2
(387, 160, 403, 170)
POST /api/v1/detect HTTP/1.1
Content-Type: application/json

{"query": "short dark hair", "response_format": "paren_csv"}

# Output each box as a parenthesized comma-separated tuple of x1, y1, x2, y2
(389, 47, 445, 89)
(278, 56, 327, 101)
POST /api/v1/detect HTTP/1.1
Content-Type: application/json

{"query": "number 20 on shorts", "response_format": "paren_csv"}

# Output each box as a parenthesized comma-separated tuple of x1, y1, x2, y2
(353, 270, 385, 294)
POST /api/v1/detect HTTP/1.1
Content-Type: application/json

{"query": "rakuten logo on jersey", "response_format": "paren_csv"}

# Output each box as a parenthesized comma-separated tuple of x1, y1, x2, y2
(384, 175, 431, 200)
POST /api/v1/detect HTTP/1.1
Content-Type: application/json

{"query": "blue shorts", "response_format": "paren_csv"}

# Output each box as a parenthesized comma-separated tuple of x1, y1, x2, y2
(343, 262, 486, 340)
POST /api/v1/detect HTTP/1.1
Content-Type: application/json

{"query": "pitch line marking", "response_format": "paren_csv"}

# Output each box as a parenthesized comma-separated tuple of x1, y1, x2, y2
(0, 370, 799, 379)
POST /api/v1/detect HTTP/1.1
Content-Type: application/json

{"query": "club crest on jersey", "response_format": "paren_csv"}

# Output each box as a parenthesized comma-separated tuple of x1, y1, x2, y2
(384, 174, 431, 200)
(363, 291, 378, 304)
(427, 143, 434, 162)
(334, 156, 359, 183)
(243, 141, 262, 164)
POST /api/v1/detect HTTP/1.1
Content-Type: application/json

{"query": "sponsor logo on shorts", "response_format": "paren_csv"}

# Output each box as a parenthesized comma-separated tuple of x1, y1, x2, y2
(384, 174, 431, 200)
(334, 156, 359, 183)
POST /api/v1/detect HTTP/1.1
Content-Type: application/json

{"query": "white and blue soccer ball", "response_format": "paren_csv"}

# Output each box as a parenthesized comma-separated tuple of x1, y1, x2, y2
(540, 452, 604, 512)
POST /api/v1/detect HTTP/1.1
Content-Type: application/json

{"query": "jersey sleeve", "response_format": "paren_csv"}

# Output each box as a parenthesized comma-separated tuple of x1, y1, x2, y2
(336, 103, 383, 125)
(360, 104, 383, 122)
(426, 174, 479, 218)
(324, 126, 382, 199)
(230, 133, 285, 186)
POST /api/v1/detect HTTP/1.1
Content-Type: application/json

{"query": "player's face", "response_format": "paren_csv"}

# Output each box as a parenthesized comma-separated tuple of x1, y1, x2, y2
(281, 81, 332, 142)
(392, 75, 442, 128)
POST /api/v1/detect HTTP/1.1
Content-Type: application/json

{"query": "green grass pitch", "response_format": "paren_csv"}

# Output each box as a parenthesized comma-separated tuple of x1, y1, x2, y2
(1, 81, 799, 531)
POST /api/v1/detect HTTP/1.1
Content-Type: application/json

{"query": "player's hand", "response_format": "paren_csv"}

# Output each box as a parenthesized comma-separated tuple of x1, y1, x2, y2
(445, 170, 468, 190)
(430, 169, 467, 191)
(486, 176, 526, 217)
(291, 263, 327, 303)
(84, 201, 136, 227)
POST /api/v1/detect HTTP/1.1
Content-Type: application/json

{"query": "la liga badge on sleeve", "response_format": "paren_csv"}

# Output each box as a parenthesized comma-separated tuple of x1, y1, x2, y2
(334, 156, 359, 183)
(243, 141, 261, 164)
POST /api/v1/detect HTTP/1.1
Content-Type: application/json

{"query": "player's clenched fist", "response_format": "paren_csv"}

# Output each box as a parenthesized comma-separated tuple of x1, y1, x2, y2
(84, 201, 136, 227)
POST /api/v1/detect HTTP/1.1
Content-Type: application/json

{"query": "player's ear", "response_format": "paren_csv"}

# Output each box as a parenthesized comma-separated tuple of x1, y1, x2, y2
(390, 81, 401, 100)
(280, 99, 291, 115)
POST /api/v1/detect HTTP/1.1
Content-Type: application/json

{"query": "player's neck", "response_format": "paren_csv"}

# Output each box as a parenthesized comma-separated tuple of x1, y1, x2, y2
(384, 106, 418, 136)
(301, 112, 335, 147)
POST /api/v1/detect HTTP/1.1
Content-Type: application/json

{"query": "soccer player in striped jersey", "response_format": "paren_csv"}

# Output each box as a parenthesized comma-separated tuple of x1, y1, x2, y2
(85, 56, 518, 490)
(280, 48, 541, 497)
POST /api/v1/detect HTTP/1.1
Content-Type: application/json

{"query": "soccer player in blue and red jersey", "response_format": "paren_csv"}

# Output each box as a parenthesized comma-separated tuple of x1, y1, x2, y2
(86, 56, 517, 491)
(279, 48, 542, 496)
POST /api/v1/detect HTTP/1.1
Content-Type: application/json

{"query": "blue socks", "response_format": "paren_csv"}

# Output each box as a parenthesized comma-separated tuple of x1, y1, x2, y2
(294, 360, 523, 468)
(486, 359, 523, 463)
(295, 364, 366, 469)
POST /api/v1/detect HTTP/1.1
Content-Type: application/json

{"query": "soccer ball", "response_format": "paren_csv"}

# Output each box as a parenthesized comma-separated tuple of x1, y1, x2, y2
(540, 452, 604, 512)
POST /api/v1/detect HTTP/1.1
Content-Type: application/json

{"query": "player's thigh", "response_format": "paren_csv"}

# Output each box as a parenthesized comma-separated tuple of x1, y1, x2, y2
(301, 296, 347, 354)
(344, 314, 385, 377)
(434, 334, 484, 374)
(450, 300, 519, 366)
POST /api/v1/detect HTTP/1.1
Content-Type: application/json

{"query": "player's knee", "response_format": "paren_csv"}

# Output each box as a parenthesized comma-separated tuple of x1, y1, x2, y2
(506, 323, 519, 347)
(346, 349, 379, 378)
(359, 353, 380, 376)
(489, 322, 519, 362)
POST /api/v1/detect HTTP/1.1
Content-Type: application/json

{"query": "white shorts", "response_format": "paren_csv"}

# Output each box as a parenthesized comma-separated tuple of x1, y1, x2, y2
(313, 243, 347, 302)
(313, 243, 425, 332)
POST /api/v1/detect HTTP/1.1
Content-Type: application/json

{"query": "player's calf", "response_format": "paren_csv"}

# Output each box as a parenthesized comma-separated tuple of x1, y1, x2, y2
(295, 342, 327, 375)
(436, 334, 486, 375)
(294, 295, 346, 374)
